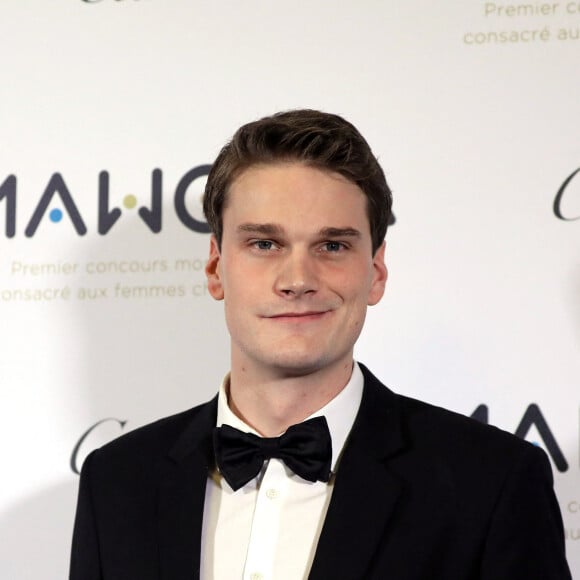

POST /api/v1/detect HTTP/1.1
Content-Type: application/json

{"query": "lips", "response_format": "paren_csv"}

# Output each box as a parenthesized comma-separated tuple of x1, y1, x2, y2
(265, 310, 330, 320)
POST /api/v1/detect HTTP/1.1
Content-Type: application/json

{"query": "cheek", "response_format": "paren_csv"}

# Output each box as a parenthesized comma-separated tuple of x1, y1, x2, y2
(222, 280, 254, 320)
(223, 299, 244, 338)
(330, 266, 363, 292)
(342, 280, 373, 325)
(340, 271, 373, 302)
(221, 257, 260, 291)
(350, 310, 366, 331)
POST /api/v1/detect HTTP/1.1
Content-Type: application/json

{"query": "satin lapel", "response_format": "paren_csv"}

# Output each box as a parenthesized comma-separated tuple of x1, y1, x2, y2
(158, 398, 217, 580)
(309, 366, 406, 580)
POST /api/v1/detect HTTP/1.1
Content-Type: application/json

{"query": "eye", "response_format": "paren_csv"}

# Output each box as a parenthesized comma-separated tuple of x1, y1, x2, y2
(323, 241, 345, 252)
(253, 240, 275, 250)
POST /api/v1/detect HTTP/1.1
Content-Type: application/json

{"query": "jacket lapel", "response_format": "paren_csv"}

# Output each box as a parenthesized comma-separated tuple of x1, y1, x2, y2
(157, 398, 217, 580)
(309, 366, 406, 580)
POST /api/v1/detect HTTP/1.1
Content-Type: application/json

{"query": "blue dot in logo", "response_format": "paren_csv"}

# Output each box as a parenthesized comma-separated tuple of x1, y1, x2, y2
(49, 209, 63, 223)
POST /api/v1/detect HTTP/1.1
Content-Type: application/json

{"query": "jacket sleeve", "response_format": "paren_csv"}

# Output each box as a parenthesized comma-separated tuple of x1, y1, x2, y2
(69, 451, 103, 580)
(480, 444, 571, 579)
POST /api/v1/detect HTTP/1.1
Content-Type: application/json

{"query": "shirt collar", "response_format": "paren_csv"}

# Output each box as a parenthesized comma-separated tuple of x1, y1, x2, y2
(216, 362, 364, 473)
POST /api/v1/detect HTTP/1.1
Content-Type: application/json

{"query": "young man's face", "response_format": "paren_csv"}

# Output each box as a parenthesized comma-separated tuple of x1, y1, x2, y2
(205, 162, 387, 378)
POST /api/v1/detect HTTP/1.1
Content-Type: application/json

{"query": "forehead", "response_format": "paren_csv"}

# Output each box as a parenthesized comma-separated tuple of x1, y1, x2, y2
(224, 162, 371, 233)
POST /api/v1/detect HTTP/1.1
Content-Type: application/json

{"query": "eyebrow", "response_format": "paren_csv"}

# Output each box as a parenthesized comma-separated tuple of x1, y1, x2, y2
(236, 223, 362, 238)
(318, 227, 361, 238)
(237, 223, 284, 235)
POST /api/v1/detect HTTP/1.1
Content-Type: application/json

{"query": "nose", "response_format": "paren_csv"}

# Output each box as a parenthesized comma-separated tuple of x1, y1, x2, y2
(274, 249, 319, 298)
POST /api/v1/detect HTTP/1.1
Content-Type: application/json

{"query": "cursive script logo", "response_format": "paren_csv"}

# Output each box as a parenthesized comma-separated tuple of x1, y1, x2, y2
(554, 167, 580, 221)
(70, 418, 127, 474)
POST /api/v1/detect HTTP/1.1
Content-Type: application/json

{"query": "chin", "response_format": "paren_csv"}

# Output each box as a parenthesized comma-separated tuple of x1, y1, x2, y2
(264, 350, 336, 377)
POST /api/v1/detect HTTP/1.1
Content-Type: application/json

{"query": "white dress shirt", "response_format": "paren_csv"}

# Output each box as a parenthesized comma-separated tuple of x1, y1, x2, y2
(200, 363, 364, 580)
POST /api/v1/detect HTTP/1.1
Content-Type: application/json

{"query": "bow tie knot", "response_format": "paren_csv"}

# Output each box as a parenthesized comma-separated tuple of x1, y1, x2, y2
(253, 436, 283, 457)
(213, 416, 332, 491)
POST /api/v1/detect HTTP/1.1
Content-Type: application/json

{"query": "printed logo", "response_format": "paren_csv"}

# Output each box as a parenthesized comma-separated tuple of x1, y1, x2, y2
(0, 165, 211, 238)
(472, 403, 569, 472)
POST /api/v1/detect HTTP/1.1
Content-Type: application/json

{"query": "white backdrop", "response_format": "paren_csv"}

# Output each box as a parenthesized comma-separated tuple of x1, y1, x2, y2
(0, 1, 578, 578)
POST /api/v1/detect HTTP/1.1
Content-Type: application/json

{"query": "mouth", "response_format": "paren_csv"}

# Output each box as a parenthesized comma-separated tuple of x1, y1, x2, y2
(265, 310, 330, 322)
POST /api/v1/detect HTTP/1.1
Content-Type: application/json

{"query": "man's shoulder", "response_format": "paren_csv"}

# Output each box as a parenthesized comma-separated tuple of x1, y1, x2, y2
(398, 390, 534, 459)
(84, 397, 217, 476)
(358, 363, 547, 471)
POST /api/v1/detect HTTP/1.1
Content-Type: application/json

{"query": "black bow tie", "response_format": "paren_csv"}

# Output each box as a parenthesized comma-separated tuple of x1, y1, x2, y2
(213, 416, 332, 491)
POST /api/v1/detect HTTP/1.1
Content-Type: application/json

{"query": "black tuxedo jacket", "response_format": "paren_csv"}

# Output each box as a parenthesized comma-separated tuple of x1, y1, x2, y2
(70, 365, 571, 579)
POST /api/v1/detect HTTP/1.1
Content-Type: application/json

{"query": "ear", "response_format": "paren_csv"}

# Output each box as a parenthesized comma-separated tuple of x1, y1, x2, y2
(368, 241, 388, 306)
(205, 235, 224, 300)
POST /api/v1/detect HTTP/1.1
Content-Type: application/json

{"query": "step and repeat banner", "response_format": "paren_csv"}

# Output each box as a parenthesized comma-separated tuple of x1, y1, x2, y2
(0, 1, 578, 577)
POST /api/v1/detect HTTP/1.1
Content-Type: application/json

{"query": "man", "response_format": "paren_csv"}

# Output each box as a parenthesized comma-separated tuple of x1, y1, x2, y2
(70, 110, 571, 579)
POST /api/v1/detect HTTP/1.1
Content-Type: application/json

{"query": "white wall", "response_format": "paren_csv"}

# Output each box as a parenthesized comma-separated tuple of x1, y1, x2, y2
(0, 1, 578, 577)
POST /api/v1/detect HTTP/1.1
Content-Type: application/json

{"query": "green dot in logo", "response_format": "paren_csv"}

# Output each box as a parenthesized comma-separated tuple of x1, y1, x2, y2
(123, 195, 137, 209)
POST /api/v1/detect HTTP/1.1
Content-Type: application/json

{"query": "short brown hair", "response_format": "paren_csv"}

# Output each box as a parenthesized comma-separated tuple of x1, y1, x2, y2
(203, 109, 393, 253)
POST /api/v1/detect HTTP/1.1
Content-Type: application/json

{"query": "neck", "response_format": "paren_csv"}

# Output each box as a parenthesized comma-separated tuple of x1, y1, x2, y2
(227, 355, 354, 437)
